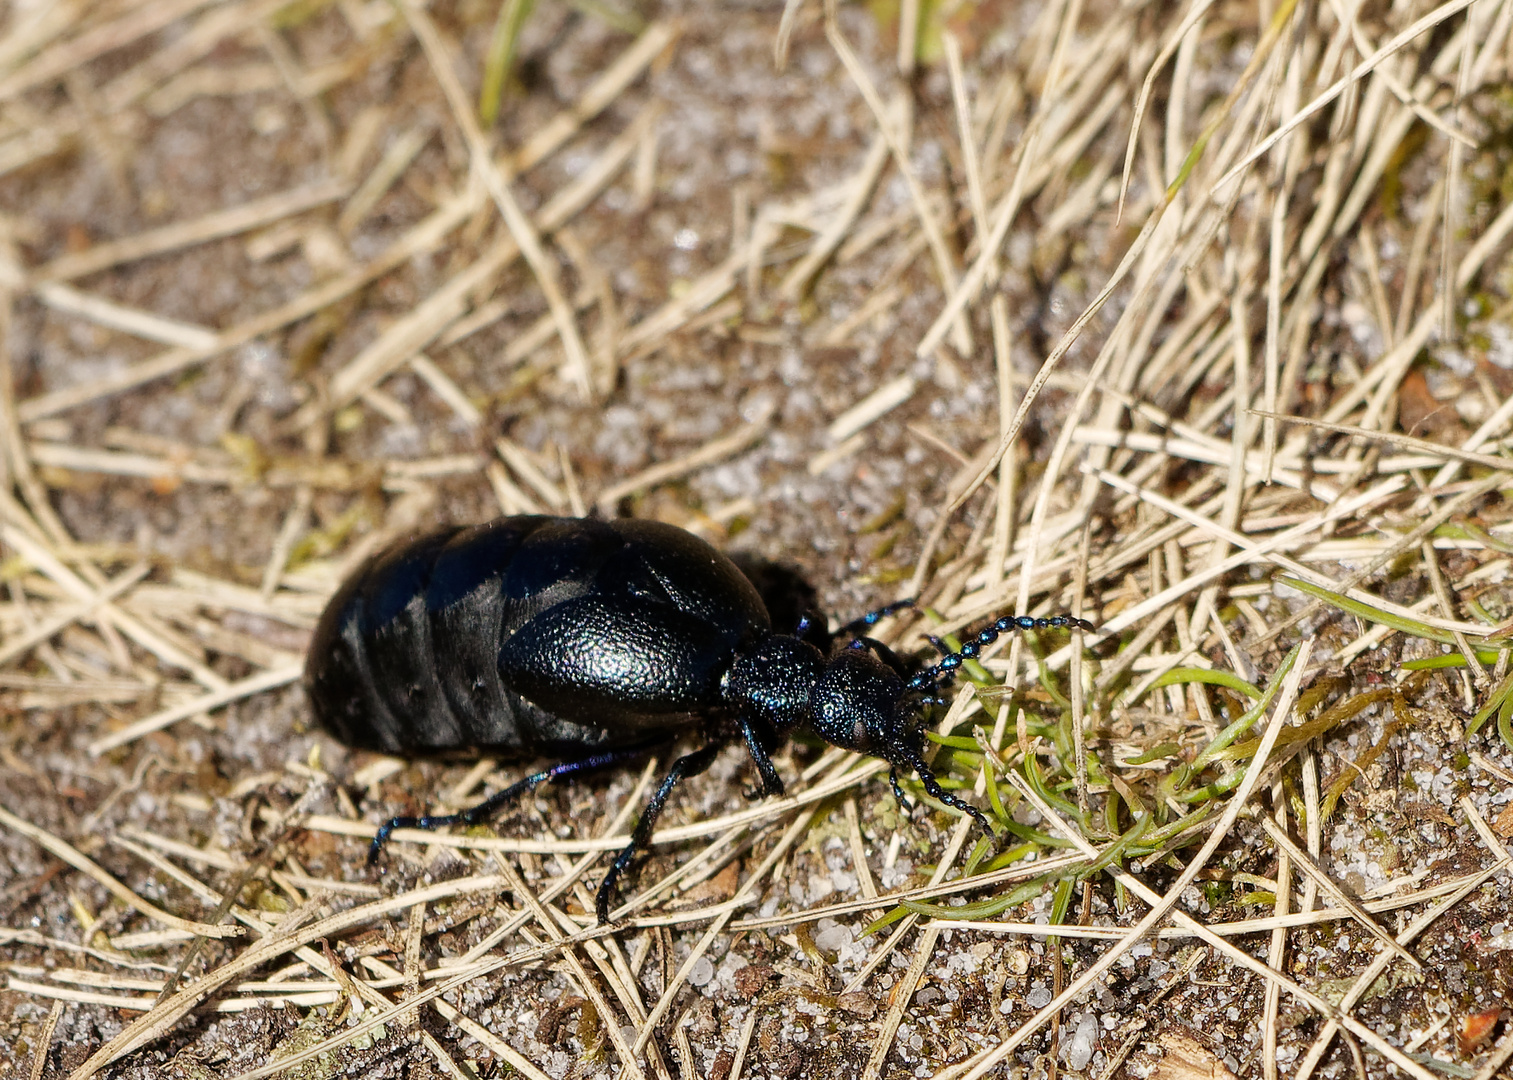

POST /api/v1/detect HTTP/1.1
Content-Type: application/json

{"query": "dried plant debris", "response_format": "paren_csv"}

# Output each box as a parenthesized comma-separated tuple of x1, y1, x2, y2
(2, 0, 1513, 1078)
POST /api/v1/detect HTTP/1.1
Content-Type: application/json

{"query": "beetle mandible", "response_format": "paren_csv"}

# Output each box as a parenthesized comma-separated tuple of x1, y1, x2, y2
(305, 515, 1093, 923)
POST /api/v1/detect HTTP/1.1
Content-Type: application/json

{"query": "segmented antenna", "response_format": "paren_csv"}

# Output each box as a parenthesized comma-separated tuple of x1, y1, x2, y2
(898, 748, 992, 832)
(906, 614, 1094, 694)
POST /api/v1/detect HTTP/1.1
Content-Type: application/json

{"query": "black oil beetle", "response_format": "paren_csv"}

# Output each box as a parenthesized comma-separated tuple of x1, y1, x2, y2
(305, 515, 1092, 923)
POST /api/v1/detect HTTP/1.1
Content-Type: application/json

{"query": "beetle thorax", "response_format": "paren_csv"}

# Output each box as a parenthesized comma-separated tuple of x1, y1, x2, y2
(723, 635, 827, 735)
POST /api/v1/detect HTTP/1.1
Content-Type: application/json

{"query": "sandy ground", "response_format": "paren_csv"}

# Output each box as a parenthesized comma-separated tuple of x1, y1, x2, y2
(2, 1, 1513, 1078)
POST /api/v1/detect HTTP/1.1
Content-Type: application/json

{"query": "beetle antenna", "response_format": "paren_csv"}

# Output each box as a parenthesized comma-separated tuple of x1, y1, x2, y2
(900, 746, 992, 836)
(907, 614, 1094, 694)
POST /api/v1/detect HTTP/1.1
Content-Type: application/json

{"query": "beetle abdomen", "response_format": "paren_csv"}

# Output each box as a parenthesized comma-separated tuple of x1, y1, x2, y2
(306, 522, 535, 755)
(423, 518, 545, 749)
(305, 515, 774, 758)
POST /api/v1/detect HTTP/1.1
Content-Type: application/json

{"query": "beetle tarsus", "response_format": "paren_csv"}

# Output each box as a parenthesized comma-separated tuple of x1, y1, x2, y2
(889, 766, 913, 812)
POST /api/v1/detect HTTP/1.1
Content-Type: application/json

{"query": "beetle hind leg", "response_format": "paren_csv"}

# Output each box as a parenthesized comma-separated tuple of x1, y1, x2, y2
(597, 739, 725, 924)
(368, 746, 654, 866)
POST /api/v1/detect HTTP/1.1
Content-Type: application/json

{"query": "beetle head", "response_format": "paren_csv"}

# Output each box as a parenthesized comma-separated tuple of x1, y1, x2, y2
(729, 633, 993, 836)
(806, 644, 920, 764)
(815, 640, 993, 835)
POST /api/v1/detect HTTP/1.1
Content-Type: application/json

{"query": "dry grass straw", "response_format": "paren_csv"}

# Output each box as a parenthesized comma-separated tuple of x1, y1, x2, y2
(2, 0, 1513, 1077)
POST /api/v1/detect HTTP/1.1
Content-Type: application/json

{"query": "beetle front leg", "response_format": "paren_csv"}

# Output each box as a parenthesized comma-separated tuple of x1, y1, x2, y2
(889, 766, 913, 811)
(597, 739, 725, 924)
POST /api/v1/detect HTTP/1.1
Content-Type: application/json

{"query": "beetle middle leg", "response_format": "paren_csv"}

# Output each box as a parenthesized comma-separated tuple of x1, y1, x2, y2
(368, 745, 657, 865)
(597, 739, 726, 924)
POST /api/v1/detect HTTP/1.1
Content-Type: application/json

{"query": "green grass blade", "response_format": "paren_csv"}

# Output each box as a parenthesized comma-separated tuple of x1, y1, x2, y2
(1148, 667, 1262, 698)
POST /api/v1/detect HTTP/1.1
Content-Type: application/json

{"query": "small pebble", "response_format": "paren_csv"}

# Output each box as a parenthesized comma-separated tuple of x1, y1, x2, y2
(813, 919, 852, 953)
(837, 991, 876, 1018)
(732, 964, 775, 999)
(1066, 1011, 1097, 1070)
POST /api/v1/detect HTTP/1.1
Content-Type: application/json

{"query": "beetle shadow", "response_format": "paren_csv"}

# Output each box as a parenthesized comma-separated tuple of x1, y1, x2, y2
(727, 553, 833, 653)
